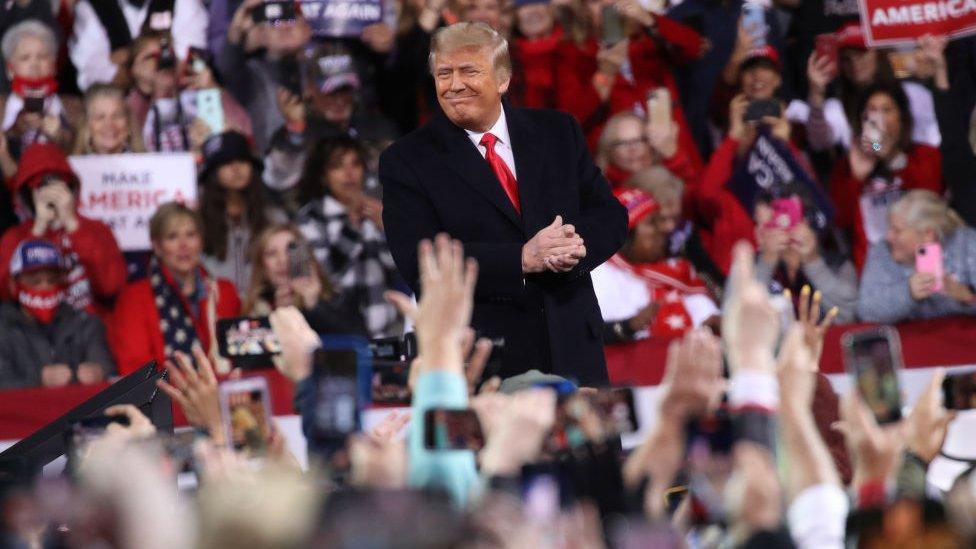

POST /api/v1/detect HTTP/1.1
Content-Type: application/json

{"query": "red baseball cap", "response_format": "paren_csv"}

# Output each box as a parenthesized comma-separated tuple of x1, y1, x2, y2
(836, 22, 867, 50)
(614, 188, 659, 230)
(741, 45, 782, 72)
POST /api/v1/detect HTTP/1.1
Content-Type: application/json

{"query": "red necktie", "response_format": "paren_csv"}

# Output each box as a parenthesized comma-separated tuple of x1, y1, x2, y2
(479, 132, 521, 215)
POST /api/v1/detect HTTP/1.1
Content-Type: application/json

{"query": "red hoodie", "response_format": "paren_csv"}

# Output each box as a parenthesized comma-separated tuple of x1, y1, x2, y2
(554, 16, 706, 171)
(691, 136, 818, 274)
(828, 144, 943, 271)
(1, 143, 127, 319)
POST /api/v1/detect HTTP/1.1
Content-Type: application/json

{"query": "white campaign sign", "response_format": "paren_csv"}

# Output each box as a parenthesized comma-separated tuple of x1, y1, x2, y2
(69, 153, 198, 251)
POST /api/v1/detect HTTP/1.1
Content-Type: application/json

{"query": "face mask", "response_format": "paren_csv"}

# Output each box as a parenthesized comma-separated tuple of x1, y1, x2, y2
(17, 284, 64, 324)
(10, 75, 58, 98)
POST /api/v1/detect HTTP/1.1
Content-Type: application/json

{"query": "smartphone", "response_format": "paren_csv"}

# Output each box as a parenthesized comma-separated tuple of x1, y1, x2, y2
(370, 359, 411, 405)
(521, 463, 574, 522)
(23, 95, 45, 113)
(685, 412, 735, 525)
(764, 197, 803, 231)
(942, 370, 976, 410)
(915, 243, 944, 293)
(863, 111, 886, 154)
(744, 99, 781, 123)
(287, 240, 311, 279)
(186, 47, 210, 75)
(600, 5, 625, 46)
(842, 327, 904, 424)
(311, 337, 372, 443)
(423, 408, 485, 451)
(814, 32, 839, 67)
(157, 37, 176, 71)
(195, 88, 224, 136)
(252, 1, 298, 25)
(589, 387, 639, 435)
(741, 2, 767, 48)
(219, 377, 273, 453)
(216, 316, 281, 360)
(646, 87, 672, 133)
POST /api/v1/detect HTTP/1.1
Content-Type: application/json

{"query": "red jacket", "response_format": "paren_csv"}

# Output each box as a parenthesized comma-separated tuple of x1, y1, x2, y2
(110, 274, 241, 375)
(691, 137, 818, 274)
(0, 215, 127, 318)
(554, 16, 705, 170)
(829, 144, 943, 271)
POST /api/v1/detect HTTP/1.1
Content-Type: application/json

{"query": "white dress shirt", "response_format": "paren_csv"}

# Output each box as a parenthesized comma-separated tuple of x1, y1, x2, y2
(69, 0, 208, 91)
(464, 108, 518, 179)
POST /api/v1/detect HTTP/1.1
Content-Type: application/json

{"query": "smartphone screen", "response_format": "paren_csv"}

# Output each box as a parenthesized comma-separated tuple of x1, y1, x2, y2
(217, 317, 281, 360)
(685, 412, 735, 525)
(915, 243, 944, 293)
(371, 359, 411, 405)
(600, 5, 624, 45)
(423, 408, 484, 451)
(943, 370, 976, 410)
(589, 388, 639, 435)
(312, 349, 362, 441)
(743, 99, 781, 123)
(252, 1, 297, 25)
(741, 3, 767, 47)
(842, 327, 904, 424)
(195, 88, 224, 136)
(287, 240, 311, 279)
(218, 377, 273, 453)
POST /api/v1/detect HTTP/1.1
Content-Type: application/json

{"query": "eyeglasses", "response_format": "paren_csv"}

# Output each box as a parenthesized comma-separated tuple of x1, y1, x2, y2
(610, 137, 648, 149)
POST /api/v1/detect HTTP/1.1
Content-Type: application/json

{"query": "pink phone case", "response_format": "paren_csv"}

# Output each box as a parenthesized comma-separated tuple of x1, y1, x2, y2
(915, 243, 944, 292)
(764, 197, 803, 230)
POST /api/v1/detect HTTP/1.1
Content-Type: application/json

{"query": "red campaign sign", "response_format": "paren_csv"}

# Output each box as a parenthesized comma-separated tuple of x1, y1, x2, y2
(858, 0, 976, 46)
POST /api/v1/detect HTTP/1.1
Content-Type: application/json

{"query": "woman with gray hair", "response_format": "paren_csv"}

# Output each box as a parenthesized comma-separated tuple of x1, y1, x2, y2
(0, 20, 81, 179)
(858, 189, 976, 323)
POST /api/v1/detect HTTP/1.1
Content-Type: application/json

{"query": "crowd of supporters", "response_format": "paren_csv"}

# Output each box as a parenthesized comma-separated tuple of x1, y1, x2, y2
(0, 0, 975, 546)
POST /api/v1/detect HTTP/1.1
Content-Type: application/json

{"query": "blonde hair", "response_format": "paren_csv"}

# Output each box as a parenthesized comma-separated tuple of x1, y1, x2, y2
(73, 83, 146, 155)
(890, 189, 965, 241)
(626, 166, 684, 202)
(242, 223, 334, 314)
(428, 22, 512, 81)
(596, 112, 644, 169)
(149, 202, 202, 243)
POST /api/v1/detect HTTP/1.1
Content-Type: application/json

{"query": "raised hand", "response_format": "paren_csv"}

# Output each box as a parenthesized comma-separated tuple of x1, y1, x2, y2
(905, 368, 955, 464)
(268, 306, 321, 382)
(386, 234, 479, 373)
(722, 242, 779, 374)
(832, 391, 906, 487)
(790, 284, 839, 366)
(156, 345, 224, 443)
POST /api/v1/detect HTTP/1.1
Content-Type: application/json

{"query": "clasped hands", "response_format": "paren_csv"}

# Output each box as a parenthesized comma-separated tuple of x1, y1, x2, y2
(521, 215, 587, 274)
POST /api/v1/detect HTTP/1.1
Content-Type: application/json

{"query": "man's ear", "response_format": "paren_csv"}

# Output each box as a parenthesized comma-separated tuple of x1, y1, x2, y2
(498, 74, 511, 95)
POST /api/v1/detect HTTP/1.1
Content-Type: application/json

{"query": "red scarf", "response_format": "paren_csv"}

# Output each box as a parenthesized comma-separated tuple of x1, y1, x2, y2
(608, 254, 709, 338)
